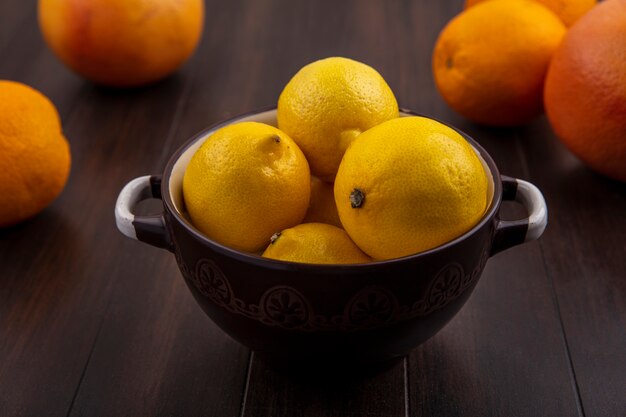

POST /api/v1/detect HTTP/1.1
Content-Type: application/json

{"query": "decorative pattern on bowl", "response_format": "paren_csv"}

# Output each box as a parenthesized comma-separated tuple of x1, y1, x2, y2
(176, 247, 490, 332)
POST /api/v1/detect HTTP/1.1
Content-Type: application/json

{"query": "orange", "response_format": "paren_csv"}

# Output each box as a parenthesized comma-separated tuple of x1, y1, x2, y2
(334, 117, 488, 260)
(38, 0, 204, 87)
(278, 57, 398, 181)
(465, 0, 596, 27)
(433, 0, 566, 126)
(262, 223, 371, 264)
(183, 122, 310, 253)
(0, 81, 71, 227)
(302, 176, 342, 228)
(544, 0, 626, 182)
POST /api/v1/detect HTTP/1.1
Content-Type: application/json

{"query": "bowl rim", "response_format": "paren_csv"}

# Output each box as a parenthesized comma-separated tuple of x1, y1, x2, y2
(161, 106, 503, 271)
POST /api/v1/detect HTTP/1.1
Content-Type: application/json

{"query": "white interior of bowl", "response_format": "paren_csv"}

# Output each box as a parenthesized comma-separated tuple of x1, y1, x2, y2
(168, 110, 495, 220)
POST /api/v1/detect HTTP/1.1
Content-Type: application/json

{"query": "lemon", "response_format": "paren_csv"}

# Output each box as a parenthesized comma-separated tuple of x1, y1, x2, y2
(183, 122, 310, 252)
(334, 117, 489, 260)
(302, 176, 342, 228)
(262, 223, 371, 264)
(277, 57, 399, 181)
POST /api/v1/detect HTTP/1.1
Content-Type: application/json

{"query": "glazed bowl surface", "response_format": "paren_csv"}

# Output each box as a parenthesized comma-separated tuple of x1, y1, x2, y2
(115, 108, 547, 363)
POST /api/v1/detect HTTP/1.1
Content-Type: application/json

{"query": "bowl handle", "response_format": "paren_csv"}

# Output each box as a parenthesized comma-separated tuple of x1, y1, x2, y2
(115, 175, 173, 252)
(490, 176, 548, 256)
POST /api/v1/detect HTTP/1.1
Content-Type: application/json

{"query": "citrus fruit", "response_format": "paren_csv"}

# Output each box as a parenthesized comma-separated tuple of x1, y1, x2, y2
(432, 0, 566, 126)
(544, 0, 626, 182)
(465, 0, 596, 27)
(334, 117, 489, 260)
(277, 57, 399, 181)
(262, 223, 371, 264)
(0, 80, 71, 227)
(183, 122, 310, 253)
(38, 0, 204, 87)
(302, 176, 342, 228)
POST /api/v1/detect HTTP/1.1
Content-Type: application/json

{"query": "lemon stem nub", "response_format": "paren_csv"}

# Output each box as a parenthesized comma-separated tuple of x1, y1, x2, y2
(350, 188, 365, 208)
(270, 232, 281, 244)
(271, 134, 281, 143)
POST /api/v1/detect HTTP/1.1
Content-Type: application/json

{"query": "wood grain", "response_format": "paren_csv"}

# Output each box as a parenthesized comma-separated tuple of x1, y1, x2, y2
(521, 119, 626, 417)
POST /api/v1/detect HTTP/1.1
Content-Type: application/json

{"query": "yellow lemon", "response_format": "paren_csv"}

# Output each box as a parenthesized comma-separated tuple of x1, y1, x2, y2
(262, 223, 371, 264)
(277, 57, 399, 181)
(334, 117, 489, 260)
(183, 122, 310, 252)
(302, 176, 342, 228)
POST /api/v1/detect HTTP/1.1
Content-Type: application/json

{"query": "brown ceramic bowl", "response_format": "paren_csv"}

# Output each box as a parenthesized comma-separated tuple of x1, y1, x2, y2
(115, 109, 547, 364)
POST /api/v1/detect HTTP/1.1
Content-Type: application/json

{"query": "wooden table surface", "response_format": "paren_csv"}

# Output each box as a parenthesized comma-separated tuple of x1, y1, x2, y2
(1, 1, 625, 416)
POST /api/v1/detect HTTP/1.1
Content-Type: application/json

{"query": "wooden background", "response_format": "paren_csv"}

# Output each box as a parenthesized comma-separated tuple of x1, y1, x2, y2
(1, 1, 625, 416)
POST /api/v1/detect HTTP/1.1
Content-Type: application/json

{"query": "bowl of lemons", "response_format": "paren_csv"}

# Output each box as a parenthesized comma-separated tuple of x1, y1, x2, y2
(115, 57, 547, 364)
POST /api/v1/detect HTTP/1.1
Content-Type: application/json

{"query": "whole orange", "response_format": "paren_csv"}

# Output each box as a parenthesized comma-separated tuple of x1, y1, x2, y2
(0, 81, 71, 227)
(433, 0, 566, 126)
(465, 0, 596, 27)
(544, 0, 626, 182)
(38, 0, 204, 88)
